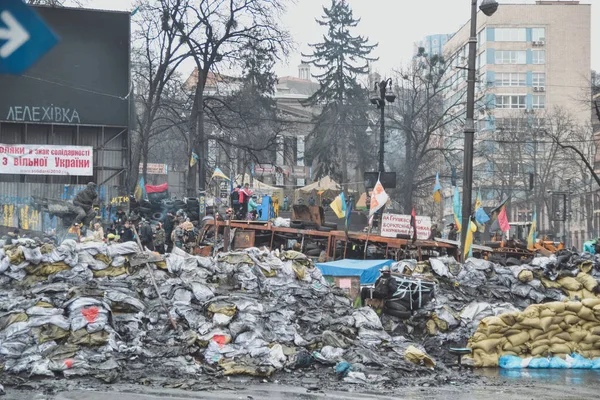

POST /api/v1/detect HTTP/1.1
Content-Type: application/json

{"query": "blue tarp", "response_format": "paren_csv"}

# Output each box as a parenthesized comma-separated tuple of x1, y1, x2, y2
(315, 259, 394, 285)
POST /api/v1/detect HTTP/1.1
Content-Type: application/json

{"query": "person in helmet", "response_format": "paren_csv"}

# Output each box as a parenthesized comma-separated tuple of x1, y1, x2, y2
(72, 182, 98, 225)
(360, 265, 398, 306)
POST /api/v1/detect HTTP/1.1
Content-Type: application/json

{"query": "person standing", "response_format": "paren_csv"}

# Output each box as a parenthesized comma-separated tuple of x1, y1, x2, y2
(164, 213, 175, 252)
(119, 221, 134, 243)
(308, 196, 316, 206)
(283, 195, 289, 212)
(230, 186, 241, 219)
(240, 183, 252, 217)
(153, 222, 166, 254)
(247, 195, 259, 220)
(139, 219, 155, 251)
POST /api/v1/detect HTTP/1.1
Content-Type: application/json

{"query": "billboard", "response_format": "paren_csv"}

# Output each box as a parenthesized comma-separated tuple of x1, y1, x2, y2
(139, 163, 168, 175)
(380, 213, 432, 240)
(0, 143, 93, 176)
(0, 6, 130, 127)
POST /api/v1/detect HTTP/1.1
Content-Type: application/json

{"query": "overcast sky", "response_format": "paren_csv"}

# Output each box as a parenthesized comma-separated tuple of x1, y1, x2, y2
(87, 0, 598, 79)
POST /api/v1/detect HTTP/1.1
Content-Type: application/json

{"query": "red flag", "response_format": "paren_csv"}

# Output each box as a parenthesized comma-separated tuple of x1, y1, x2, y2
(498, 205, 510, 232)
(410, 207, 417, 242)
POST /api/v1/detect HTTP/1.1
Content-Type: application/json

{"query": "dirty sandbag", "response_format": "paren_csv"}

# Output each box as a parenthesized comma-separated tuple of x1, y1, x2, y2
(268, 343, 287, 369)
(313, 345, 345, 364)
(353, 307, 383, 330)
(29, 358, 54, 377)
(510, 265, 534, 283)
(107, 241, 139, 257)
(343, 371, 389, 384)
(430, 258, 451, 278)
(308, 265, 328, 286)
(532, 255, 557, 268)
(528, 289, 546, 304)
(233, 264, 259, 291)
(358, 327, 391, 345)
(0, 340, 28, 358)
(48, 358, 89, 372)
(545, 288, 567, 301)
(230, 298, 264, 314)
(76, 241, 108, 255)
(188, 282, 214, 302)
(436, 306, 460, 330)
(511, 283, 533, 298)
(213, 313, 233, 327)
(6, 247, 24, 264)
(0, 257, 9, 273)
(0, 312, 28, 330)
(50, 264, 94, 284)
(404, 345, 436, 368)
(104, 290, 145, 313)
(68, 329, 109, 346)
(165, 253, 186, 275)
(457, 267, 487, 287)
(465, 258, 493, 272)
(77, 252, 109, 270)
(21, 246, 43, 265)
(4, 354, 42, 373)
(391, 259, 417, 275)
(25, 306, 63, 318)
(322, 330, 353, 349)
(208, 301, 237, 317)
(28, 315, 70, 331)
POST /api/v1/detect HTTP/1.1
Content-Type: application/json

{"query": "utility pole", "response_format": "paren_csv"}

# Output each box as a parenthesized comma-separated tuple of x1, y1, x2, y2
(370, 78, 396, 173)
(459, 0, 498, 260)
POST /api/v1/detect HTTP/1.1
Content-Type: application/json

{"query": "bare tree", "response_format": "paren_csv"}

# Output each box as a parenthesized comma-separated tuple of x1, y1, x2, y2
(172, 0, 292, 195)
(130, 0, 190, 190)
(387, 53, 466, 214)
(27, 0, 85, 6)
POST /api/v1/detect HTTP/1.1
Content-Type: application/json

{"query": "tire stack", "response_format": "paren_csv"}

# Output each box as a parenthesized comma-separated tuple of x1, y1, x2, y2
(185, 197, 200, 221)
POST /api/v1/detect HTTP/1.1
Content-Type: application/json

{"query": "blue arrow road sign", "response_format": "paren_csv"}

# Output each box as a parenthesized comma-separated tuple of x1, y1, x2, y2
(0, 0, 58, 74)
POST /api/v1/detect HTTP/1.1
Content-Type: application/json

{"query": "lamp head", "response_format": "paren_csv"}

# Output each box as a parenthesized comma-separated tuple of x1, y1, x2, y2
(480, 0, 499, 17)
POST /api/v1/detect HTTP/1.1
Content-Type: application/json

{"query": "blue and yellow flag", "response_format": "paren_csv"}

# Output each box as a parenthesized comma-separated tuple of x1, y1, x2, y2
(190, 151, 199, 167)
(134, 177, 146, 202)
(474, 188, 490, 226)
(330, 192, 346, 219)
(433, 172, 442, 203)
(453, 186, 462, 232)
(433, 173, 442, 203)
(463, 217, 477, 260)
(211, 167, 230, 181)
(527, 212, 537, 250)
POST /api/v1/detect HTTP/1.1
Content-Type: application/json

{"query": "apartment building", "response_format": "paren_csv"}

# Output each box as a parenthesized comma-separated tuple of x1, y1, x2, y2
(413, 34, 453, 57)
(442, 1, 591, 245)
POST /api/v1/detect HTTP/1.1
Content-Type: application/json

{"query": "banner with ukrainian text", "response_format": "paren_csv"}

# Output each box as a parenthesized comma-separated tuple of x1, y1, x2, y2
(0, 144, 93, 176)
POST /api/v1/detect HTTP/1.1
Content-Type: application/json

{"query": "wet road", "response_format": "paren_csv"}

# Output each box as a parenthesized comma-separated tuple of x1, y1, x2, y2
(6, 373, 600, 400)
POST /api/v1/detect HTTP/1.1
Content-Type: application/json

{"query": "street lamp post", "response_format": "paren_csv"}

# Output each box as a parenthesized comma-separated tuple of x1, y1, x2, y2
(460, 0, 498, 260)
(371, 79, 396, 172)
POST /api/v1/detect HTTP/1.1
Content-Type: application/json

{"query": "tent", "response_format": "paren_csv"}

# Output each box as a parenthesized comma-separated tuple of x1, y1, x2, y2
(295, 176, 341, 205)
(315, 259, 393, 285)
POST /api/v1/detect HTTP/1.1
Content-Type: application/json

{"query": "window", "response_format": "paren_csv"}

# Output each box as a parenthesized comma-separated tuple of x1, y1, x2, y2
(532, 72, 546, 87)
(533, 95, 546, 109)
(532, 28, 546, 42)
(532, 50, 545, 64)
(495, 50, 526, 64)
(496, 95, 526, 109)
(495, 28, 527, 42)
(477, 29, 486, 49)
(496, 73, 526, 87)
(477, 50, 486, 71)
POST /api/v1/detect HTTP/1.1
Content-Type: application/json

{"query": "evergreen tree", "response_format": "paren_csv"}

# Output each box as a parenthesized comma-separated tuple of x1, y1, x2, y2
(303, 0, 377, 184)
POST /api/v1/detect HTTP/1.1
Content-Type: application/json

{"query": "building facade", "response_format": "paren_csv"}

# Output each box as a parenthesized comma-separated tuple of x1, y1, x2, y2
(413, 34, 453, 57)
(441, 1, 592, 246)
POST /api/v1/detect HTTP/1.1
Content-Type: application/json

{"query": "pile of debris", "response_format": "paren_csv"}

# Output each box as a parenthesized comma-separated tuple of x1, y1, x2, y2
(466, 300, 600, 367)
(389, 253, 600, 364)
(0, 238, 432, 386)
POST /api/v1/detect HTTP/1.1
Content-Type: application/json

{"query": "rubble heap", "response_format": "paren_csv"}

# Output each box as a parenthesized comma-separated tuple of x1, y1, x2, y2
(391, 253, 600, 364)
(0, 238, 430, 383)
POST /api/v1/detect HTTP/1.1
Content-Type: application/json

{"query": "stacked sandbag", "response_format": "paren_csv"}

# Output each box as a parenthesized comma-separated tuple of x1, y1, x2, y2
(0, 240, 429, 381)
(466, 299, 600, 367)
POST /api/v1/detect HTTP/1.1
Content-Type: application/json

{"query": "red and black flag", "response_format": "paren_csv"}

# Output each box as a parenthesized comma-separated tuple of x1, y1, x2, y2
(410, 207, 417, 243)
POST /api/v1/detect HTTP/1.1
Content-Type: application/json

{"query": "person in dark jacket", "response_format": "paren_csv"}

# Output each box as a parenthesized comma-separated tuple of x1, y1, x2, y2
(360, 266, 398, 306)
(72, 182, 98, 224)
(119, 220, 134, 243)
(153, 222, 166, 254)
(164, 212, 175, 252)
(139, 219, 154, 251)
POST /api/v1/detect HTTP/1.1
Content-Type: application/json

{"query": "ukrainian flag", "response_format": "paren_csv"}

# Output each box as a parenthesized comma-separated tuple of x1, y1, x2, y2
(432, 173, 442, 203)
(134, 177, 146, 201)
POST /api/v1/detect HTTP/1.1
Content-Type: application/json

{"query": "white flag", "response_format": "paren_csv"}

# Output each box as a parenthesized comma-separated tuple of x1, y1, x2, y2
(369, 179, 389, 217)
